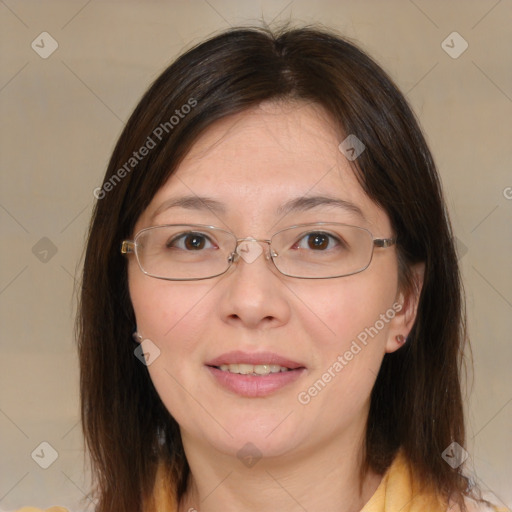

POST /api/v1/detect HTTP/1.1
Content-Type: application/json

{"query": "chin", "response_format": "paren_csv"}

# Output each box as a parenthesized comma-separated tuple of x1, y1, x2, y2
(182, 407, 310, 460)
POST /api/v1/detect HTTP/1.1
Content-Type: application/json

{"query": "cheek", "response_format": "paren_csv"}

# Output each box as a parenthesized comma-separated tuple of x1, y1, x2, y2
(129, 263, 214, 345)
(128, 268, 216, 421)
(292, 273, 398, 426)
(309, 268, 398, 349)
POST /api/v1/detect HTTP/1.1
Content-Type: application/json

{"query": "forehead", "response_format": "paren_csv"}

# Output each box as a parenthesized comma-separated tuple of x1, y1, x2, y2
(138, 101, 390, 234)
(181, 100, 341, 165)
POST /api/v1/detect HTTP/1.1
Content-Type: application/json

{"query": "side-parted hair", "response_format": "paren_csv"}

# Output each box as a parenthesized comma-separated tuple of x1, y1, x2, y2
(79, 25, 470, 511)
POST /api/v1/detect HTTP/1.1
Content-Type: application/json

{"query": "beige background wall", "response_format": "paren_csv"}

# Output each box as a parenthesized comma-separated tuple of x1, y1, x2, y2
(0, 1, 510, 510)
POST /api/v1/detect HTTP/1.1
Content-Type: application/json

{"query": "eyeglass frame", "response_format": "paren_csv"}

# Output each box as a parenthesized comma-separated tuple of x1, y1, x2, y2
(121, 222, 397, 281)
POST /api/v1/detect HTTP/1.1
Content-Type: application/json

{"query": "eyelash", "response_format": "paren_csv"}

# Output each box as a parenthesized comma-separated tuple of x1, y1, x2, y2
(166, 231, 346, 251)
(166, 232, 217, 250)
(292, 232, 346, 251)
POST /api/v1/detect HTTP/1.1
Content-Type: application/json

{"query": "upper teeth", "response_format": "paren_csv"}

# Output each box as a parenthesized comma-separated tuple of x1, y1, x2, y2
(219, 363, 290, 375)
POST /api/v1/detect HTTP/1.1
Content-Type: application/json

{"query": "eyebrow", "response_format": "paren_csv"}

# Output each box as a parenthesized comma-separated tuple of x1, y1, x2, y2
(152, 196, 227, 220)
(152, 194, 365, 221)
(276, 195, 366, 220)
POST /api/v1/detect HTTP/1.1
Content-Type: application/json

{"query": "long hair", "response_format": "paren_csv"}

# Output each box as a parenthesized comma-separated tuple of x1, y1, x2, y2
(78, 25, 469, 511)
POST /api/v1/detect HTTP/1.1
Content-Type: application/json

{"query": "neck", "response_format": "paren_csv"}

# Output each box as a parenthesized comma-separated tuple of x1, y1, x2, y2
(178, 430, 382, 512)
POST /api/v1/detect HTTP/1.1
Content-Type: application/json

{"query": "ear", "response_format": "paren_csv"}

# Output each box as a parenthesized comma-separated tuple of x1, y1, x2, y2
(385, 262, 425, 354)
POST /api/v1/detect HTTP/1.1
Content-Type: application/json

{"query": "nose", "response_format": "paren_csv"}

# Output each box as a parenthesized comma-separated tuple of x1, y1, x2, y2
(219, 239, 291, 331)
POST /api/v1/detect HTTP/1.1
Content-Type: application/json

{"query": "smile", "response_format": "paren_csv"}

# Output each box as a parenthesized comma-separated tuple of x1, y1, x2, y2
(216, 363, 292, 375)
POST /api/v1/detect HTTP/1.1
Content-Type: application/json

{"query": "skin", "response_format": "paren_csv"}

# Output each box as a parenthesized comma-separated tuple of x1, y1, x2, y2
(128, 100, 423, 512)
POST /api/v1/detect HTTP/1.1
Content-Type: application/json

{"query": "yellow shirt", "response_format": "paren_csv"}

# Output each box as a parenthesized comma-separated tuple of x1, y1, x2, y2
(16, 451, 507, 512)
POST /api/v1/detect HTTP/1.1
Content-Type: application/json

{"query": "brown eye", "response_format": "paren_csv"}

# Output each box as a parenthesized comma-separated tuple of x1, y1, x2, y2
(307, 233, 329, 250)
(184, 234, 206, 250)
(166, 232, 214, 251)
(291, 231, 345, 252)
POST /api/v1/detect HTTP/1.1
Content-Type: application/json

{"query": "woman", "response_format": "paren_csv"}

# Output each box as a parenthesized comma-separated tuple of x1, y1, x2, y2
(19, 26, 504, 512)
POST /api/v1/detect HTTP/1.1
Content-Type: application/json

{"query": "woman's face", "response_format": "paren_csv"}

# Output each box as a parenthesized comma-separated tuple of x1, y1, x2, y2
(128, 101, 409, 462)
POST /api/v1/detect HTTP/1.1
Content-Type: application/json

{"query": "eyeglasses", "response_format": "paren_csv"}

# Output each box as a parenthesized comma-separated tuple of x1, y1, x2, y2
(121, 223, 396, 281)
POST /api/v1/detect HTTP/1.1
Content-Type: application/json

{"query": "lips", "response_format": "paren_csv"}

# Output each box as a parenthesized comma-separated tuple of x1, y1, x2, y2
(205, 351, 306, 398)
(205, 350, 305, 370)
(217, 363, 290, 375)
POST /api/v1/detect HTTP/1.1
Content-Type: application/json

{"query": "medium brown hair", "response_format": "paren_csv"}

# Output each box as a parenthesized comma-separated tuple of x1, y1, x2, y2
(78, 25, 470, 511)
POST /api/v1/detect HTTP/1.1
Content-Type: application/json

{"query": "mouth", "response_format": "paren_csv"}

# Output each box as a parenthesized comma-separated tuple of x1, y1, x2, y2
(213, 363, 296, 376)
(205, 350, 305, 373)
(205, 351, 306, 397)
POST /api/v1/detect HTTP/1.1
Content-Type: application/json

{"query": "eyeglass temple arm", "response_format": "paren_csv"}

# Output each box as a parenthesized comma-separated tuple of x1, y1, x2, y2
(121, 241, 135, 254)
(373, 238, 396, 248)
